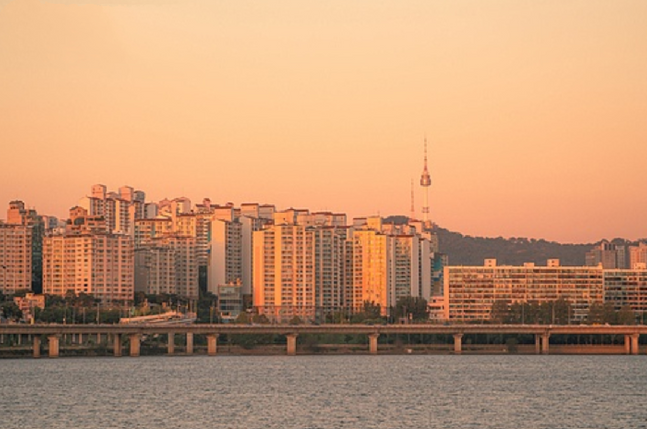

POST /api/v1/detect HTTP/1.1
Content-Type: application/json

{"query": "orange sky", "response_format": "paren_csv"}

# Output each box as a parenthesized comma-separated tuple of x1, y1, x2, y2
(1, 0, 646, 243)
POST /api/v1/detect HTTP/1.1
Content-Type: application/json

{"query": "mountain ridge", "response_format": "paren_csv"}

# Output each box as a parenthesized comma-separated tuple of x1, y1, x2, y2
(383, 216, 643, 266)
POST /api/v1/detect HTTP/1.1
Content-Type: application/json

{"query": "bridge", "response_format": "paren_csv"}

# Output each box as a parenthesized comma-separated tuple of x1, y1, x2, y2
(1, 324, 645, 358)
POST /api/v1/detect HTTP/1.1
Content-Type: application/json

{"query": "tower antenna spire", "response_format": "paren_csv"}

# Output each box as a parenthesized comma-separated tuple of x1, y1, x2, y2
(410, 179, 415, 220)
(420, 136, 432, 225)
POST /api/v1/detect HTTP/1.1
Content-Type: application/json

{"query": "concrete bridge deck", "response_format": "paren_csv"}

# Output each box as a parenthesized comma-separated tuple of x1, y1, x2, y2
(1, 324, 645, 358)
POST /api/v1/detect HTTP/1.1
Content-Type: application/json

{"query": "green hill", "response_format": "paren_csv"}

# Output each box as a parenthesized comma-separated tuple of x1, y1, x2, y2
(435, 227, 592, 266)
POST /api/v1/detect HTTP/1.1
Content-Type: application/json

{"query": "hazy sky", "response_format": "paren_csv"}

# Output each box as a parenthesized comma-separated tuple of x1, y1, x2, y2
(1, 0, 646, 243)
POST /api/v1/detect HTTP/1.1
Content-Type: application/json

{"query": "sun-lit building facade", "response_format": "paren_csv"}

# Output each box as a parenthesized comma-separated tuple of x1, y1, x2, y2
(78, 184, 146, 235)
(253, 222, 316, 322)
(351, 228, 388, 315)
(603, 265, 647, 316)
(444, 259, 604, 322)
(0, 222, 32, 295)
(43, 208, 134, 303)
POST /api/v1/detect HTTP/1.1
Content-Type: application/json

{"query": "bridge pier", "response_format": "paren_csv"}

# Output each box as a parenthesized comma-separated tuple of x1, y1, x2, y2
(33, 336, 41, 358)
(453, 333, 463, 354)
(286, 333, 298, 356)
(129, 334, 141, 357)
(167, 333, 175, 355)
(113, 334, 122, 357)
(186, 333, 194, 355)
(631, 333, 639, 355)
(368, 333, 379, 355)
(624, 335, 631, 354)
(207, 334, 218, 356)
(541, 333, 550, 354)
(48, 335, 60, 358)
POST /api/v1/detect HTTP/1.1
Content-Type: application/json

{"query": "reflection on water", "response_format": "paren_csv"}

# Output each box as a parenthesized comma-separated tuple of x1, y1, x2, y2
(2, 355, 646, 429)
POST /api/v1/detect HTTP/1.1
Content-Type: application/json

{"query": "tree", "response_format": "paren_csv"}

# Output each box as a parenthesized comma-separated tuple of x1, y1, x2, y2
(587, 302, 605, 324)
(394, 297, 429, 322)
(134, 291, 147, 306)
(252, 314, 270, 324)
(602, 302, 617, 324)
(617, 305, 636, 325)
(75, 293, 95, 308)
(196, 292, 218, 324)
(552, 298, 572, 325)
(350, 301, 383, 324)
(234, 312, 251, 324)
(490, 300, 511, 323)
(1, 302, 22, 321)
(288, 316, 303, 325)
(361, 301, 382, 319)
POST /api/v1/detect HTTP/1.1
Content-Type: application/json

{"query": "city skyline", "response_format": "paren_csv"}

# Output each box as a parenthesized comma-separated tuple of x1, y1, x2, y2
(1, 0, 646, 243)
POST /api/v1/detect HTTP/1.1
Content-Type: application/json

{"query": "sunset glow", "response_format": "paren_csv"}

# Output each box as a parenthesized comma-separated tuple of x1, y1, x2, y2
(1, 0, 646, 242)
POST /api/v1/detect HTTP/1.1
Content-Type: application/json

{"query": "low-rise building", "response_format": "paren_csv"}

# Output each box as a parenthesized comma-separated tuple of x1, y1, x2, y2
(444, 259, 604, 322)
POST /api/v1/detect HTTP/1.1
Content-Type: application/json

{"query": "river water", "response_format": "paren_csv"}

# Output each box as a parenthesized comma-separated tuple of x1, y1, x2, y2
(1, 355, 646, 429)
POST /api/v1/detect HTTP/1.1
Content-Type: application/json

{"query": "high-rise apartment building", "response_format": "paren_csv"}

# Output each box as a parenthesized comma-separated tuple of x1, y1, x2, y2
(313, 226, 350, 315)
(629, 242, 647, 269)
(43, 207, 134, 303)
(252, 209, 358, 321)
(5, 201, 43, 292)
(134, 235, 198, 299)
(0, 222, 32, 295)
(78, 184, 146, 235)
(348, 218, 436, 316)
(253, 221, 316, 321)
(351, 227, 388, 315)
(208, 218, 242, 294)
(585, 241, 627, 269)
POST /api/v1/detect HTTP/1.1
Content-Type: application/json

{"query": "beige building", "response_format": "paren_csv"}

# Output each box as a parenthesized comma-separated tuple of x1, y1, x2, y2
(349, 217, 436, 316)
(135, 235, 198, 299)
(13, 293, 45, 322)
(604, 266, 647, 316)
(629, 243, 647, 269)
(134, 218, 174, 247)
(43, 208, 134, 303)
(0, 222, 32, 294)
(208, 218, 242, 294)
(444, 259, 604, 322)
(78, 184, 146, 235)
(253, 222, 316, 321)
